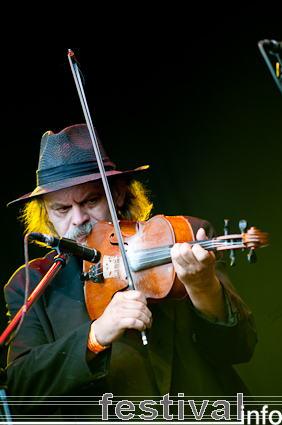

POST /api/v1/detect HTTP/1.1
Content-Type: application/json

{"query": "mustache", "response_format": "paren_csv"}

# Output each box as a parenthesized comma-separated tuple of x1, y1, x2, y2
(63, 221, 97, 241)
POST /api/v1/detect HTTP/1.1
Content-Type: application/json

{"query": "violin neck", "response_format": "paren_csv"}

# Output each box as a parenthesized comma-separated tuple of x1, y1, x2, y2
(188, 238, 245, 252)
(128, 237, 243, 272)
(189, 239, 216, 251)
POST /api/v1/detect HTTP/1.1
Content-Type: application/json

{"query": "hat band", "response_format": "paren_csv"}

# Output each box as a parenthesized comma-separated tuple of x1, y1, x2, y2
(37, 160, 115, 186)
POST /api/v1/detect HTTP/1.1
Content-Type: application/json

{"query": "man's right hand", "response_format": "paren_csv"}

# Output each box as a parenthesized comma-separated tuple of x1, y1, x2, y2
(92, 290, 152, 347)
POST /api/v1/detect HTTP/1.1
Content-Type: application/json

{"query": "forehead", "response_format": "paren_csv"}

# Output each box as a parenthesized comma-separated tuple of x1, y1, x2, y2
(43, 181, 104, 205)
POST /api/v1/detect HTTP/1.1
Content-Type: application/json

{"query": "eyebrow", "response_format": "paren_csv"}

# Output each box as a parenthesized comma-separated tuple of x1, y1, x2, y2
(47, 201, 69, 210)
(47, 191, 102, 210)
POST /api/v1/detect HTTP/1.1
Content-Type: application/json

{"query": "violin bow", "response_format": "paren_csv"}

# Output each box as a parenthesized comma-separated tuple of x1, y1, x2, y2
(67, 50, 148, 345)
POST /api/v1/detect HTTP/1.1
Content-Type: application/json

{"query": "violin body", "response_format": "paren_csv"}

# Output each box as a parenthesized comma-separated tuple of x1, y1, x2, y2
(84, 215, 195, 320)
(83, 214, 269, 320)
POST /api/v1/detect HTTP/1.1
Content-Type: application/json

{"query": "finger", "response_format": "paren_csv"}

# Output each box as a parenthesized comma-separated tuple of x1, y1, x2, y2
(171, 242, 214, 278)
(172, 242, 211, 268)
(119, 308, 153, 330)
(122, 299, 152, 321)
(192, 243, 215, 264)
(122, 290, 147, 304)
(112, 291, 152, 323)
(171, 242, 193, 267)
(196, 227, 207, 241)
(193, 229, 215, 264)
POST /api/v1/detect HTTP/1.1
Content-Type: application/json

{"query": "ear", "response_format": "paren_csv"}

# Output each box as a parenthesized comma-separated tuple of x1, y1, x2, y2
(42, 198, 60, 237)
(112, 177, 127, 208)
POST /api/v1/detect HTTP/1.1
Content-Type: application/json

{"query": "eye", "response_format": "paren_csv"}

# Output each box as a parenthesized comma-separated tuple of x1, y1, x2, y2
(85, 197, 99, 205)
(57, 206, 71, 214)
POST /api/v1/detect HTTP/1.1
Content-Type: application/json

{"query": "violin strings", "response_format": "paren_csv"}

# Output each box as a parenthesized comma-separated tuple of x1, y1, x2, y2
(127, 241, 243, 268)
(89, 239, 244, 279)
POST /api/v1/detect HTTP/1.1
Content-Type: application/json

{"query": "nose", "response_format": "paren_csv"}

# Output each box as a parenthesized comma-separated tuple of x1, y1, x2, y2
(72, 205, 90, 227)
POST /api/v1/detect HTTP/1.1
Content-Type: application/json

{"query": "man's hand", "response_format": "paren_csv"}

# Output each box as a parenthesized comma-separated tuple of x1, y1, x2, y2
(94, 290, 152, 347)
(170, 228, 228, 321)
(171, 228, 216, 290)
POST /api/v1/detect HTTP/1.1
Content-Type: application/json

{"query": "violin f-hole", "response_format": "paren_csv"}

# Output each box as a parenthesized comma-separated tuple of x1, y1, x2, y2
(109, 232, 128, 249)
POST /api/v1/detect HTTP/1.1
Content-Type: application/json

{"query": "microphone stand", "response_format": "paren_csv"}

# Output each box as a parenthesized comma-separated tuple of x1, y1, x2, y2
(0, 368, 11, 423)
(0, 253, 71, 422)
(258, 39, 282, 95)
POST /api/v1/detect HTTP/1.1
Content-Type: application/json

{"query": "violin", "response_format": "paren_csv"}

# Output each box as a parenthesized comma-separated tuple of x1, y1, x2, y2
(83, 215, 269, 320)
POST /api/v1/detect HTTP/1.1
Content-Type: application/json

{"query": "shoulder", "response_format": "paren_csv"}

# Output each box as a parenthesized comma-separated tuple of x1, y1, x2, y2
(184, 216, 217, 239)
(5, 251, 57, 297)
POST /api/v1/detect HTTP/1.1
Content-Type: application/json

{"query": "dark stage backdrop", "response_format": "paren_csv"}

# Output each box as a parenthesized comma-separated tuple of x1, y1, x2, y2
(1, 18, 281, 400)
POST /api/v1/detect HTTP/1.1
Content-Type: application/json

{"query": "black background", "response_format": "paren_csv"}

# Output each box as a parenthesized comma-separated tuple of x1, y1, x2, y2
(1, 13, 282, 398)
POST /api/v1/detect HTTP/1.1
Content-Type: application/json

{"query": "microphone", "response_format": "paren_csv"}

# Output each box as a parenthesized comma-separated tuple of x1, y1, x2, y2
(261, 39, 282, 55)
(29, 232, 101, 263)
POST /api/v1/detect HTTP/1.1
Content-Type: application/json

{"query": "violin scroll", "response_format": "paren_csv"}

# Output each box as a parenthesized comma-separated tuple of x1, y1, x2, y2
(222, 220, 269, 266)
(243, 226, 269, 249)
(243, 226, 269, 264)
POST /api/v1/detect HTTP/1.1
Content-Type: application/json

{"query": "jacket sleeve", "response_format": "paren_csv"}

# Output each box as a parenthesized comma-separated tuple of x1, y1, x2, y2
(4, 255, 110, 416)
(186, 217, 258, 365)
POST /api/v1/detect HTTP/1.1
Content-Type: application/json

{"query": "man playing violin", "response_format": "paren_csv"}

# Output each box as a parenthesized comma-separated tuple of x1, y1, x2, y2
(4, 124, 257, 420)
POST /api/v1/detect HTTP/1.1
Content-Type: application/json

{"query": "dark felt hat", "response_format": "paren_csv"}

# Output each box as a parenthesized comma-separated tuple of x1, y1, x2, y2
(8, 124, 149, 205)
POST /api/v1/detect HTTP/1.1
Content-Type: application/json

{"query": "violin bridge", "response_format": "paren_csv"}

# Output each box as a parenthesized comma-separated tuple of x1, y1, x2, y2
(81, 262, 103, 283)
(103, 255, 119, 279)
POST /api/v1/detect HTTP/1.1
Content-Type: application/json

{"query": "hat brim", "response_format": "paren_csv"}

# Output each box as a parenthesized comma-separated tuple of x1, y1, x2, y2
(8, 165, 149, 206)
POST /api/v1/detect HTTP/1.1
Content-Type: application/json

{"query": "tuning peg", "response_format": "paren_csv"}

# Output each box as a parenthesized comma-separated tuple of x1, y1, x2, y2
(224, 219, 229, 235)
(223, 219, 236, 266)
(247, 249, 257, 264)
(230, 252, 236, 267)
(238, 220, 248, 252)
(239, 220, 248, 233)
